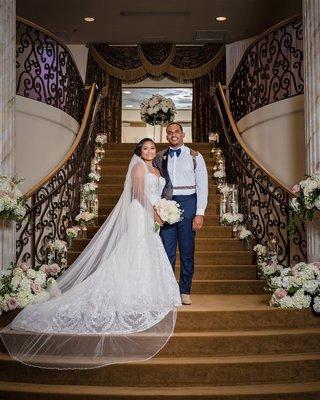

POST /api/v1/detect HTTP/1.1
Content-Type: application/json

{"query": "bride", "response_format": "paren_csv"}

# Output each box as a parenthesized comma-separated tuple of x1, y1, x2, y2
(1, 138, 182, 369)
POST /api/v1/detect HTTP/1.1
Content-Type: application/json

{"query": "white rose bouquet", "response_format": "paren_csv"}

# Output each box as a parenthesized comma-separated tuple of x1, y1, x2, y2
(221, 212, 244, 226)
(289, 171, 320, 234)
(153, 199, 183, 231)
(140, 94, 176, 126)
(0, 175, 27, 221)
(95, 134, 108, 145)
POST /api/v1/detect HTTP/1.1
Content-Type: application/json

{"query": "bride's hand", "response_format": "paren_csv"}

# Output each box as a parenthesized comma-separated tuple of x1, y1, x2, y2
(154, 211, 164, 226)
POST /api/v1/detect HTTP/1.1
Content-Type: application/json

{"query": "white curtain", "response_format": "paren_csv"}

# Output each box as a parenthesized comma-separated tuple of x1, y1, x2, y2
(226, 37, 256, 85)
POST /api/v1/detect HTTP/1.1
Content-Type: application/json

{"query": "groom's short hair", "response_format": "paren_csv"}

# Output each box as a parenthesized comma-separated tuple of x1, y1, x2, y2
(166, 122, 183, 132)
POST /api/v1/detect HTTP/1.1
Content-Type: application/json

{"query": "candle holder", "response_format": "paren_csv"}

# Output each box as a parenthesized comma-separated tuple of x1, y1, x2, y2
(266, 233, 279, 258)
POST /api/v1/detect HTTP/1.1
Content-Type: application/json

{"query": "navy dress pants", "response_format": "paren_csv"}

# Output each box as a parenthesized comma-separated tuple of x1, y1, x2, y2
(160, 194, 196, 294)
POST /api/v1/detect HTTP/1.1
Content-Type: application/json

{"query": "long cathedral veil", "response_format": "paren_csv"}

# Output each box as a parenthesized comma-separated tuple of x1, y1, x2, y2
(1, 155, 179, 369)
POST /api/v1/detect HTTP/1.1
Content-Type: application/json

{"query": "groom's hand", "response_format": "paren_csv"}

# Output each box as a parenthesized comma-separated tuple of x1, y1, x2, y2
(192, 215, 204, 231)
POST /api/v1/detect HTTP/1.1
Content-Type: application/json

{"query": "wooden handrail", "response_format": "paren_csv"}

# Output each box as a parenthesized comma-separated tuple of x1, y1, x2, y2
(216, 82, 295, 196)
(25, 84, 97, 198)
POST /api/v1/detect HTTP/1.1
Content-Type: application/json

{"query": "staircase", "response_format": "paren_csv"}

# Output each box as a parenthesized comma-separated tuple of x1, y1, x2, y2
(0, 142, 320, 399)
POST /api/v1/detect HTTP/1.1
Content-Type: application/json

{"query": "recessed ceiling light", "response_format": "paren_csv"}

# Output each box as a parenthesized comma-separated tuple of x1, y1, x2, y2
(123, 90, 132, 94)
(216, 16, 227, 22)
(84, 17, 95, 22)
(125, 104, 133, 108)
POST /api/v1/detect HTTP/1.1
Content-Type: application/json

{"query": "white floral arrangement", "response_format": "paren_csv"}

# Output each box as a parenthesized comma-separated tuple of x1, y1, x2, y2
(66, 226, 81, 239)
(88, 172, 101, 182)
(0, 262, 60, 314)
(0, 176, 27, 221)
(221, 212, 244, 225)
(82, 182, 98, 195)
(219, 185, 232, 196)
(140, 94, 177, 126)
(75, 211, 96, 225)
(289, 171, 320, 233)
(253, 245, 320, 313)
(154, 199, 183, 231)
(95, 134, 108, 145)
(213, 170, 226, 179)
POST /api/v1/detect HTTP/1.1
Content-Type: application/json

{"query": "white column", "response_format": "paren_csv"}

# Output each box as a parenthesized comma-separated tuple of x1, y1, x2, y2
(303, 0, 320, 262)
(0, 0, 16, 269)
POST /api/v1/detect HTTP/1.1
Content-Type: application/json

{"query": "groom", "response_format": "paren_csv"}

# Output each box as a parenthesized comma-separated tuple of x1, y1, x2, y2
(155, 123, 208, 305)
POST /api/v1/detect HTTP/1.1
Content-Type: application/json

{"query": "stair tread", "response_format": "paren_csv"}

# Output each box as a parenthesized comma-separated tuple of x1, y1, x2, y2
(1, 352, 320, 365)
(1, 381, 320, 396)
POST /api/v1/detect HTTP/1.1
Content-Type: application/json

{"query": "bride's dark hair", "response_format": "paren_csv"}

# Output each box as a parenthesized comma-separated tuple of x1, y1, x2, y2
(134, 138, 156, 157)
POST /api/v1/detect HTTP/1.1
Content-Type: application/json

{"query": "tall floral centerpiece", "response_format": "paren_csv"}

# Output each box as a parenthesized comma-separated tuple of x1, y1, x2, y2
(0, 176, 27, 222)
(140, 94, 177, 141)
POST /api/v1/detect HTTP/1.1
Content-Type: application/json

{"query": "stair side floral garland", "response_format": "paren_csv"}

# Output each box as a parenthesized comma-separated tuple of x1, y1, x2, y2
(0, 134, 108, 314)
(212, 146, 320, 315)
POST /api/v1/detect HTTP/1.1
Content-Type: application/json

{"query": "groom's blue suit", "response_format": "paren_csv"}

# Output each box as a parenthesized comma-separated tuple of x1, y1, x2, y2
(154, 146, 208, 294)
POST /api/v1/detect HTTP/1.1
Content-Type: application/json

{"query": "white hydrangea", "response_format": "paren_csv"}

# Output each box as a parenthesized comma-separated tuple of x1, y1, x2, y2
(313, 296, 320, 313)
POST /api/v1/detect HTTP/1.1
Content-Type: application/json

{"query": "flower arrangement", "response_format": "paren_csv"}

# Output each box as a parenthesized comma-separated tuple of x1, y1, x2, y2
(213, 170, 226, 179)
(45, 239, 67, 270)
(95, 134, 108, 145)
(140, 95, 176, 126)
(0, 261, 60, 314)
(289, 171, 320, 234)
(153, 199, 183, 231)
(238, 226, 253, 250)
(0, 176, 27, 221)
(88, 172, 101, 182)
(221, 212, 244, 225)
(253, 245, 320, 313)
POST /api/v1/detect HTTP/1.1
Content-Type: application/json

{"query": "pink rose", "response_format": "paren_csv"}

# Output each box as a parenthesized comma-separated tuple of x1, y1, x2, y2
(292, 184, 300, 194)
(313, 262, 320, 269)
(31, 282, 42, 294)
(274, 288, 287, 299)
(40, 264, 51, 276)
(49, 263, 61, 277)
(7, 298, 18, 311)
(20, 262, 30, 272)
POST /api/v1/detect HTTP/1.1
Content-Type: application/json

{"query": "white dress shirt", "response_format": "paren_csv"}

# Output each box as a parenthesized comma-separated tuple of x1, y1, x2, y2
(167, 145, 208, 216)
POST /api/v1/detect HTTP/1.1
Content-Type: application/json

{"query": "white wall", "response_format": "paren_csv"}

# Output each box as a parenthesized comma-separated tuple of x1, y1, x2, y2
(236, 95, 305, 188)
(16, 96, 79, 193)
(67, 45, 88, 82)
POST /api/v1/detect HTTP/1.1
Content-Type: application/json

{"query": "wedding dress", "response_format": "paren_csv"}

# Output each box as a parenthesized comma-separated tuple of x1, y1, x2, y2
(1, 155, 181, 369)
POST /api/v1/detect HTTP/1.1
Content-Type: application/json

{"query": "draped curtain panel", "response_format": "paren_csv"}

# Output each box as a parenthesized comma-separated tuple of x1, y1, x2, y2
(192, 68, 223, 142)
(86, 43, 226, 142)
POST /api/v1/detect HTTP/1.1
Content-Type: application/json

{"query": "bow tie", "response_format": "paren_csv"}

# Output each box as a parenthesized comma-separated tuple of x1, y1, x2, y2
(169, 148, 182, 158)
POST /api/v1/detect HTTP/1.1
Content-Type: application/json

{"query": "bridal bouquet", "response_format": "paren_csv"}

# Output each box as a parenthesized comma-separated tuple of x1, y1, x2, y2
(289, 171, 320, 234)
(0, 175, 27, 221)
(154, 199, 183, 231)
(140, 94, 176, 126)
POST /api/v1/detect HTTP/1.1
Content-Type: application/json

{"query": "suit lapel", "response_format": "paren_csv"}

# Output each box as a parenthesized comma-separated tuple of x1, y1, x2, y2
(162, 148, 172, 187)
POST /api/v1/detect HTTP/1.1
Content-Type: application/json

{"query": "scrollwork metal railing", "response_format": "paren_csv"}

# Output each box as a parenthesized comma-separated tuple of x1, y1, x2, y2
(214, 83, 306, 265)
(16, 85, 101, 267)
(229, 15, 303, 122)
(16, 17, 85, 123)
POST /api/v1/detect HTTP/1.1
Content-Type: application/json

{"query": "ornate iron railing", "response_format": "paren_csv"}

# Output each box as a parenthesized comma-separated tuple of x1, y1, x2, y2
(16, 17, 85, 123)
(214, 83, 306, 265)
(229, 15, 303, 122)
(16, 85, 101, 267)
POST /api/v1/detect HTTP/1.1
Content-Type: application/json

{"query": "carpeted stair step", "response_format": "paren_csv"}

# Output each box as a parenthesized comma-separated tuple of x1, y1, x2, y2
(97, 192, 221, 204)
(2, 327, 319, 358)
(191, 279, 265, 294)
(1, 381, 320, 400)
(1, 353, 320, 386)
(176, 265, 257, 280)
(86, 224, 232, 239)
(67, 249, 253, 266)
(70, 237, 242, 252)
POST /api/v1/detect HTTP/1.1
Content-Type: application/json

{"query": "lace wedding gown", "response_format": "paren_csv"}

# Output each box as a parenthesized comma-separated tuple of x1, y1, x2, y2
(1, 156, 181, 369)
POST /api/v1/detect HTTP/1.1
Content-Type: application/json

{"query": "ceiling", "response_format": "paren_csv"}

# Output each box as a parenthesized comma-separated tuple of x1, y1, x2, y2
(17, 0, 301, 45)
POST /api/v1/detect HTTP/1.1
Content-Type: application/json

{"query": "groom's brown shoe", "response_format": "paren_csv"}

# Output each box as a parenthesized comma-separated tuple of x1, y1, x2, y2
(181, 294, 192, 305)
